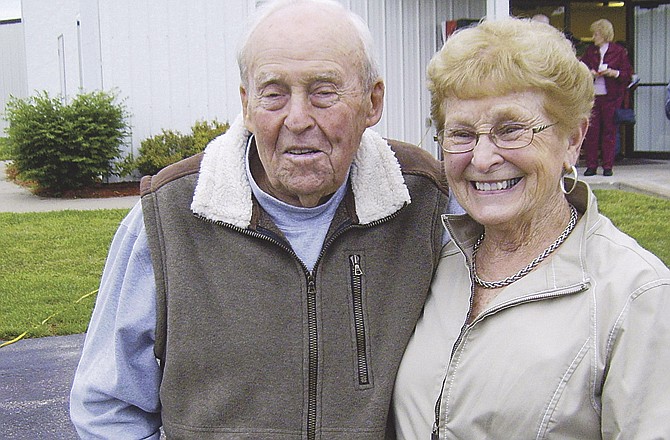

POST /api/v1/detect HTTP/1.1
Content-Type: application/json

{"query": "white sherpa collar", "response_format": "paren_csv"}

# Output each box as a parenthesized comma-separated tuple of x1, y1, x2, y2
(191, 114, 411, 228)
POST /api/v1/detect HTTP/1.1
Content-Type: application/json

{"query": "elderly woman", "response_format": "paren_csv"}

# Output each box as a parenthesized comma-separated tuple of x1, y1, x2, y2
(580, 18, 632, 176)
(393, 18, 670, 439)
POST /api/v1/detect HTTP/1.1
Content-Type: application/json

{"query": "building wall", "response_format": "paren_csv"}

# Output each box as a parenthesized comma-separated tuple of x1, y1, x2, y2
(22, 0, 81, 100)
(18, 0, 490, 158)
(343, 1, 487, 157)
(634, 3, 670, 154)
(0, 20, 28, 135)
(91, 0, 252, 156)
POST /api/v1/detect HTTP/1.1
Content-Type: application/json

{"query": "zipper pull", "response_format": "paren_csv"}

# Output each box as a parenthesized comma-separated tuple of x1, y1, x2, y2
(349, 255, 363, 276)
(307, 276, 316, 295)
(431, 421, 439, 440)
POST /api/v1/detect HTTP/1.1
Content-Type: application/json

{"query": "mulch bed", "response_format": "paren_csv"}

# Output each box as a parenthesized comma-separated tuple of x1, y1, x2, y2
(34, 181, 140, 199)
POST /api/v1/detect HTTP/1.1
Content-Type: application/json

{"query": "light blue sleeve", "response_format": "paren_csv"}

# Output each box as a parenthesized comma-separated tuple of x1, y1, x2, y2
(70, 202, 162, 439)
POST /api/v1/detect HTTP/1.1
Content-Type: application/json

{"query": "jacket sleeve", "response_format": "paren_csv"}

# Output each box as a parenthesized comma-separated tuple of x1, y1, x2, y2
(580, 45, 599, 72)
(666, 81, 670, 120)
(608, 44, 633, 85)
(600, 279, 670, 438)
(70, 202, 162, 439)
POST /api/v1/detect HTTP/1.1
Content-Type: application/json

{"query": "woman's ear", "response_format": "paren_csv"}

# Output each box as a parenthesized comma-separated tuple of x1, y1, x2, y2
(566, 117, 589, 165)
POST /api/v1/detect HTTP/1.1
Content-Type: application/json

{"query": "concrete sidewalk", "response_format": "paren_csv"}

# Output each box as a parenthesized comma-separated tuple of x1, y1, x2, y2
(579, 157, 670, 200)
(0, 156, 668, 439)
(0, 161, 139, 212)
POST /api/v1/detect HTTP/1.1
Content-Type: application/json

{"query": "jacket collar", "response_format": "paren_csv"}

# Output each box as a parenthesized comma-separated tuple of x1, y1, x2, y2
(441, 179, 597, 293)
(191, 114, 411, 228)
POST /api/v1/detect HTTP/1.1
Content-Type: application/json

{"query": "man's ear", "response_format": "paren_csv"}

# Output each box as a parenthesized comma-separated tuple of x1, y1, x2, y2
(240, 85, 253, 131)
(566, 117, 589, 165)
(240, 86, 248, 117)
(365, 80, 385, 128)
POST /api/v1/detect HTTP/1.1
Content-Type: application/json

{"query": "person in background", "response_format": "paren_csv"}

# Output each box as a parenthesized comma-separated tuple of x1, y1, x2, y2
(580, 18, 632, 176)
(393, 18, 670, 439)
(531, 13, 550, 24)
(69, 0, 453, 438)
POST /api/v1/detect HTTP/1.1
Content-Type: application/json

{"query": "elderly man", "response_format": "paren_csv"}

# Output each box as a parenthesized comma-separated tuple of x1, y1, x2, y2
(70, 0, 451, 438)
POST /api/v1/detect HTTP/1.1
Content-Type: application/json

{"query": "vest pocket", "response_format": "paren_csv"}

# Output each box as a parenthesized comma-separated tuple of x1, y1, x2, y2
(349, 254, 372, 387)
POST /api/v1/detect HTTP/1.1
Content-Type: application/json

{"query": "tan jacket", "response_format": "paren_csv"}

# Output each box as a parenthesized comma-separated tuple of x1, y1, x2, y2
(394, 181, 670, 439)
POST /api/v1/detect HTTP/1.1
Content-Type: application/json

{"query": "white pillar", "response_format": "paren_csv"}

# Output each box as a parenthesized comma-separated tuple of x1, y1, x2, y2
(486, 0, 509, 20)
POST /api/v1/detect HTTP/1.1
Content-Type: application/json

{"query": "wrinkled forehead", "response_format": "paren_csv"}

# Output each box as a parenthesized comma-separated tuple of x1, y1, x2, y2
(245, 4, 365, 80)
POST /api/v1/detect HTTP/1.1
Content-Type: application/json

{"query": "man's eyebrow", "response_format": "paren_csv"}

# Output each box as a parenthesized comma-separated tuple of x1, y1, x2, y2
(254, 72, 284, 87)
(253, 70, 343, 88)
(309, 70, 342, 83)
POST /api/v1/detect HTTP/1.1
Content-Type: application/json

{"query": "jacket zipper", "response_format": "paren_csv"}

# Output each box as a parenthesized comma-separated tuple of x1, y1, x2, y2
(306, 275, 318, 440)
(197, 206, 406, 440)
(430, 283, 588, 439)
(349, 254, 370, 385)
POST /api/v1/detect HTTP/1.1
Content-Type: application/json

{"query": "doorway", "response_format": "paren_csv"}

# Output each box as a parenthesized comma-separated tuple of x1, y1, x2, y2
(510, 1, 670, 158)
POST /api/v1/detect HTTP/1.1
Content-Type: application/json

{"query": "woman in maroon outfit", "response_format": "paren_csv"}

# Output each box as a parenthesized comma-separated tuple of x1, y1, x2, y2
(580, 19, 632, 176)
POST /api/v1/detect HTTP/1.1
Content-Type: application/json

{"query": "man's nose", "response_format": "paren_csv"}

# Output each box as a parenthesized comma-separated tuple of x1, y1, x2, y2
(284, 95, 314, 132)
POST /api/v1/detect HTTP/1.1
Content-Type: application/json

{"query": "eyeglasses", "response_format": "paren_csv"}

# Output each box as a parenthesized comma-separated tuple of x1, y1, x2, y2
(434, 122, 557, 154)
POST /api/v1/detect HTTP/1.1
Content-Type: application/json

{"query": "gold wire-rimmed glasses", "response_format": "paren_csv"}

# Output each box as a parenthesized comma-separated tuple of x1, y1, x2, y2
(434, 122, 557, 154)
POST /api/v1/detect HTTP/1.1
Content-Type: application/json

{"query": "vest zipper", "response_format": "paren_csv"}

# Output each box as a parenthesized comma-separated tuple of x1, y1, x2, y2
(198, 218, 320, 439)
(349, 254, 370, 385)
(196, 208, 407, 440)
(306, 275, 318, 440)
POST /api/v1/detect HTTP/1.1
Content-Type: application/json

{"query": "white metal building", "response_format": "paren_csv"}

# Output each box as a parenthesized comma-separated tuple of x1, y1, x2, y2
(0, 18, 27, 135)
(3, 0, 669, 159)
(11, 0, 505, 160)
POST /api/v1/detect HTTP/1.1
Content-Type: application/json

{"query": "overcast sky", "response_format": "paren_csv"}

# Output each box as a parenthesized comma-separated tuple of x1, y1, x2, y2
(0, 0, 21, 20)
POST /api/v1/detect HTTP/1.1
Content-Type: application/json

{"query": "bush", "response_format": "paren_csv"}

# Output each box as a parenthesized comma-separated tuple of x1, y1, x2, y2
(0, 137, 10, 160)
(121, 119, 229, 177)
(4, 90, 130, 193)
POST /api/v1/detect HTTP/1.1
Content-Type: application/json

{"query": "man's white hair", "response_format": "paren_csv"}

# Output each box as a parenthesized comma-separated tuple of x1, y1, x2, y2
(236, 0, 381, 91)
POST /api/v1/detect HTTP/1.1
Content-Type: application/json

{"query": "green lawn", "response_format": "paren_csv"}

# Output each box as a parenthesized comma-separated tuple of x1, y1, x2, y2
(0, 189, 668, 343)
(593, 189, 670, 264)
(0, 209, 129, 342)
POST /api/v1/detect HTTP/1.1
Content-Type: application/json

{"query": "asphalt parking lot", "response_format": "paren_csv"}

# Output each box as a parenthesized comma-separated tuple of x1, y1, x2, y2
(0, 334, 84, 439)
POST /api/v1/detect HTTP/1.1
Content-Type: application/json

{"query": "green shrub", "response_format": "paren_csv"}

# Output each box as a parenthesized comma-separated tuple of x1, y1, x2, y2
(0, 137, 10, 160)
(4, 90, 130, 193)
(130, 129, 196, 176)
(121, 119, 229, 177)
(192, 119, 230, 150)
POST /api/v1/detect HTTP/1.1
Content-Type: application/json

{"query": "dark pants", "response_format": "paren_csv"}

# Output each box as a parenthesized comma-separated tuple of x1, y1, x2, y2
(584, 94, 623, 170)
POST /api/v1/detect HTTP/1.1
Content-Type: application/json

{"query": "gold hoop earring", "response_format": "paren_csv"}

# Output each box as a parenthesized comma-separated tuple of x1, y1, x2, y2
(561, 165, 578, 195)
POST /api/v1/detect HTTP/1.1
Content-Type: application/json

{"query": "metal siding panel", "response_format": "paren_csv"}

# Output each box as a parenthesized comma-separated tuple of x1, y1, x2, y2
(367, 0, 389, 136)
(383, 0, 406, 142)
(78, 0, 103, 90)
(418, 0, 440, 157)
(634, 4, 670, 153)
(126, 0, 152, 156)
(401, 0, 424, 146)
(0, 22, 28, 134)
(166, 0, 190, 131)
(216, 0, 251, 122)
(22, 0, 80, 97)
(146, 1, 172, 140)
(185, 1, 209, 125)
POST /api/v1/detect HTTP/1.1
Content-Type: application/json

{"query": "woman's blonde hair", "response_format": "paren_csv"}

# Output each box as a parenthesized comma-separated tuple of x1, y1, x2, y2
(427, 18, 594, 136)
(590, 19, 615, 43)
